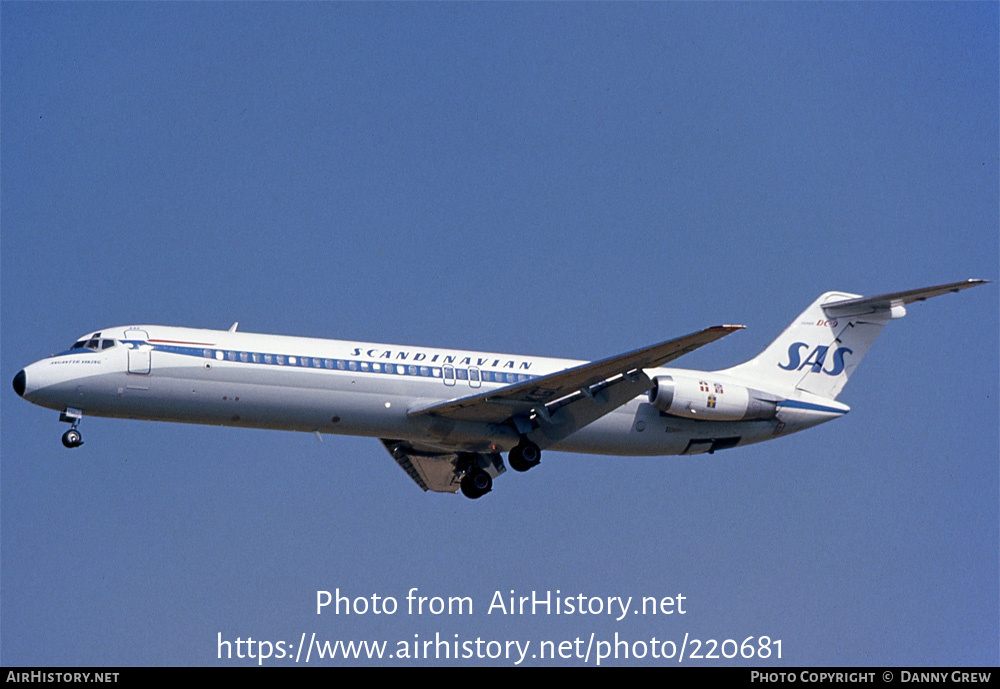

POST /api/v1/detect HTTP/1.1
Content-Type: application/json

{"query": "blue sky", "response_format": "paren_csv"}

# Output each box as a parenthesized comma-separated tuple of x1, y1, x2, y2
(2, 3, 996, 666)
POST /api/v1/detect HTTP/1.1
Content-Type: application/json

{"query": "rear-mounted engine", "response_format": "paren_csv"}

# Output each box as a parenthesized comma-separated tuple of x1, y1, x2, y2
(648, 375, 776, 421)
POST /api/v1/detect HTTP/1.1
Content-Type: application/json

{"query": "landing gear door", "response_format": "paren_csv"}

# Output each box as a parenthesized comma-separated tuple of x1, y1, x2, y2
(124, 329, 151, 375)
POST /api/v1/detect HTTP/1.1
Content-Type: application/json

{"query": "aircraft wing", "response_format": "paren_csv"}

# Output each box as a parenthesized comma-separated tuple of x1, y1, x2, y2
(407, 325, 744, 426)
(822, 279, 988, 318)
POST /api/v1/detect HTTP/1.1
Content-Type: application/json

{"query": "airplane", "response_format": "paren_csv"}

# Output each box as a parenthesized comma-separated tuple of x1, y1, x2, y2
(12, 279, 987, 499)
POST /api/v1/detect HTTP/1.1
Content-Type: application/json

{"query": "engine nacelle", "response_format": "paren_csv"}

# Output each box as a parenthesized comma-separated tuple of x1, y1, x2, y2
(648, 375, 776, 421)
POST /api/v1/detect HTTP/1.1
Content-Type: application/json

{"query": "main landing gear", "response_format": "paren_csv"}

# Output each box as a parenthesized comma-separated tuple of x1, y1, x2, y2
(458, 452, 495, 500)
(59, 408, 84, 448)
(459, 439, 542, 500)
(507, 438, 541, 473)
(460, 468, 493, 499)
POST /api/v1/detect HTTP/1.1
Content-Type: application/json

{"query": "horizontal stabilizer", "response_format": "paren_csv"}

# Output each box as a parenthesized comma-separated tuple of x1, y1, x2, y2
(822, 279, 988, 318)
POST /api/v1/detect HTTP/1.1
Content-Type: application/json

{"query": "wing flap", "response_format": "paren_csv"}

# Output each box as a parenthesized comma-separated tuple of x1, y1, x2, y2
(822, 279, 988, 318)
(380, 439, 461, 493)
(380, 439, 506, 493)
(526, 371, 653, 449)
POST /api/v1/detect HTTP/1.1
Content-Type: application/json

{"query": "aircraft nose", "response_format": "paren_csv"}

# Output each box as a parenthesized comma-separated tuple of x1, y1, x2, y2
(13, 369, 26, 397)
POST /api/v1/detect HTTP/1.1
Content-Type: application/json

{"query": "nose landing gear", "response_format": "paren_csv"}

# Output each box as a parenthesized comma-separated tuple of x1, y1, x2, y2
(62, 428, 83, 448)
(59, 408, 84, 448)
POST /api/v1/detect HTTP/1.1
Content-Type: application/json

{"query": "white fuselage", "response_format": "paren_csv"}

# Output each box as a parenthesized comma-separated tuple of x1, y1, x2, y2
(16, 324, 846, 457)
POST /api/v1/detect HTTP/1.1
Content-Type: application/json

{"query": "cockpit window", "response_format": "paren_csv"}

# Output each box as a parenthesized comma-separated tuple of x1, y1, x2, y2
(70, 338, 116, 351)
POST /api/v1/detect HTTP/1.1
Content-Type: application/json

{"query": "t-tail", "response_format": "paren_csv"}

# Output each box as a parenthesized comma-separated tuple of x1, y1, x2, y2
(722, 280, 988, 400)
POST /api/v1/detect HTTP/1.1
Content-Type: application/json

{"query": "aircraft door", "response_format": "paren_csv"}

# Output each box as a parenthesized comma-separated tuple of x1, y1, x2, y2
(124, 329, 151, 374)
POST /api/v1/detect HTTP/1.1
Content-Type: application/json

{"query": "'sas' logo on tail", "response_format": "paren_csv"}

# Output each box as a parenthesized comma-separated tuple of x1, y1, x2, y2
(778, 343, 852, 376)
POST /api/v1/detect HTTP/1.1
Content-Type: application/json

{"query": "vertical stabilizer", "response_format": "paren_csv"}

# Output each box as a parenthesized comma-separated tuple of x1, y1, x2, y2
(721, 280, 987, 400)
(722, 292, 888, 399)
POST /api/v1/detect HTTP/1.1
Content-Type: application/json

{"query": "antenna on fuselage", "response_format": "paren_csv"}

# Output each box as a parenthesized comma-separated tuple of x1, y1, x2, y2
(229, 322, 239, 332)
